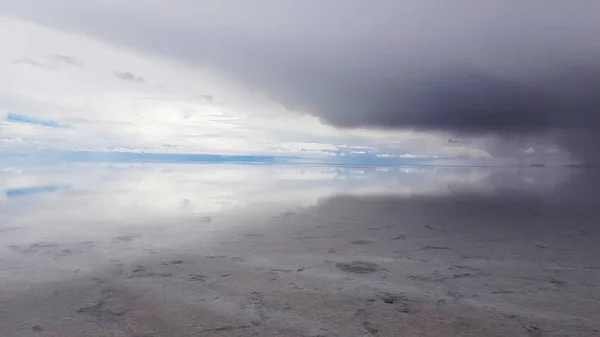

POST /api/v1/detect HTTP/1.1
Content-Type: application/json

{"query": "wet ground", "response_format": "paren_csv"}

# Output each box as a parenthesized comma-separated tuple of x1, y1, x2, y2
(1, 164, 599, 336)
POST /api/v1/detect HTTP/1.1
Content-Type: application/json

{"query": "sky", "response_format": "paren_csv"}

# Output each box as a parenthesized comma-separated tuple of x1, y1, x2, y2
(1, 1, 599, 165)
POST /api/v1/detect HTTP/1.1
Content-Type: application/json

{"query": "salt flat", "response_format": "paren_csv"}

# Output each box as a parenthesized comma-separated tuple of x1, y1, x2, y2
(1, 164, 598, 336)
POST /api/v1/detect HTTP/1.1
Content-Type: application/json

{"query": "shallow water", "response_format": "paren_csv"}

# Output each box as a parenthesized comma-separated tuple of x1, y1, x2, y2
(1, 163, 599, 336)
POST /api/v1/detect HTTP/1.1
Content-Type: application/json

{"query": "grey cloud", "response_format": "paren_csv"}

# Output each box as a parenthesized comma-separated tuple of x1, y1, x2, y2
(201, 95, 213, 103)
(4, 1, 600, 161)
(11, 57, 57, 69)
(49, 53, 85, 66)
(448, 139, 470, 145)
(156, 144, 178, 149)
(11, 53, 84, 69)
(113, 71, 145, 83)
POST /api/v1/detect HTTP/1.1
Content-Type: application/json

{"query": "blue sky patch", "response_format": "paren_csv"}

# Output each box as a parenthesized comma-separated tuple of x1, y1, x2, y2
(0, 149, 434, 166)
(5, 185, 67, 198)
(5, 113, 71, 128)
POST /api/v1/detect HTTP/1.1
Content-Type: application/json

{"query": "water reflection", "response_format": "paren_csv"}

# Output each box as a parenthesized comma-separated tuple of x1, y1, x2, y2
(1, 163, 599, 335)
(0, 163, 575, 219)
(0, 162, 588, 251)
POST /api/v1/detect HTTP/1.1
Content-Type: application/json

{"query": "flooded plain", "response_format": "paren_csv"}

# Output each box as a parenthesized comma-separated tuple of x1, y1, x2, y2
(1, 163, 599, 336)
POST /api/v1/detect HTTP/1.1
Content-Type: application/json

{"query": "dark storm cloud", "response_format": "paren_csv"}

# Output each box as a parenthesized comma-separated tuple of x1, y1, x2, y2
(2, 1, 600, 160)
(113, 71, 145, 83)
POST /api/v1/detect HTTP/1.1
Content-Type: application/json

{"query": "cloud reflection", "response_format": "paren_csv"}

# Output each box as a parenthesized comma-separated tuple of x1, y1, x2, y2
(0, 163, 573, 225)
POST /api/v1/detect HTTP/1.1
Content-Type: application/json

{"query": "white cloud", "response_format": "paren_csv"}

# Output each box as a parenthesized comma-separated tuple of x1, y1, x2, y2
(0, 17, 498, 162)
(1, 137, 24, 144)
